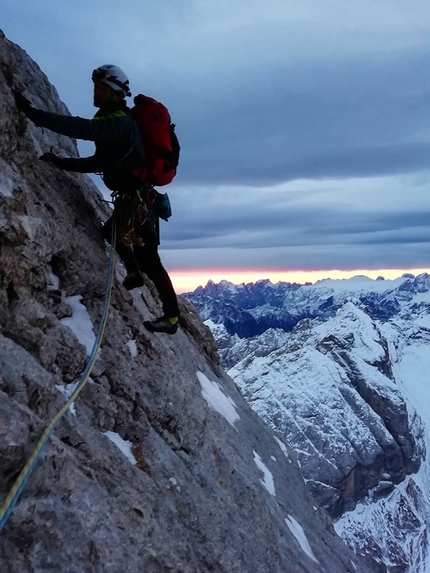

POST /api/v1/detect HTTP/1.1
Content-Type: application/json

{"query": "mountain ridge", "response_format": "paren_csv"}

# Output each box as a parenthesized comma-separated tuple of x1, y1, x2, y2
(184, 273, 429, 337)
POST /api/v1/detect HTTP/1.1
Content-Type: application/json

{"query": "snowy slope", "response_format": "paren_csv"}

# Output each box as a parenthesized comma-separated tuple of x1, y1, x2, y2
(229, 302, 423, 515)
(191, 274, 430, 572)
(204, 319, 290, 369)
(335, 293, 430, 573)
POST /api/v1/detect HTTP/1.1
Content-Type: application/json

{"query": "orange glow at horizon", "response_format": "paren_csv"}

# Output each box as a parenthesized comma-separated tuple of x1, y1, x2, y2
(169, 268, 430, 294)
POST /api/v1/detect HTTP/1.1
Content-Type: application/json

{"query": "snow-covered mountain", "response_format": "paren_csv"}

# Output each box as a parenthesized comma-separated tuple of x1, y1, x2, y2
(185, 273, 420, 336)
(185, 274, 429, 366)
(184, 275, 430, 572)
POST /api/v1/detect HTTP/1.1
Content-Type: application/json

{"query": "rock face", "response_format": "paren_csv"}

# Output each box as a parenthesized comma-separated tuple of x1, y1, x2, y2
(228, 302, 423, 518)
(186, 278, 430, 571)
(0, 31, 382, 573)
(187, 280, 304, 337)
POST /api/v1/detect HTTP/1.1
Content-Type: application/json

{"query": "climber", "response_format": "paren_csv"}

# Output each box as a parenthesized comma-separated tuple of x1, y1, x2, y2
(13, 65, 179, 335)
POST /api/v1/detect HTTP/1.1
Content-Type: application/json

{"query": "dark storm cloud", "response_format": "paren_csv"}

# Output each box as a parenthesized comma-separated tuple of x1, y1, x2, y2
(162, 201, 430, 250)
(176, 51, 430, 185)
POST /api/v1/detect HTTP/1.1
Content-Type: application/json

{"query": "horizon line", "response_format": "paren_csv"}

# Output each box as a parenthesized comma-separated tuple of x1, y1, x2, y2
(169, 267, 430, 294)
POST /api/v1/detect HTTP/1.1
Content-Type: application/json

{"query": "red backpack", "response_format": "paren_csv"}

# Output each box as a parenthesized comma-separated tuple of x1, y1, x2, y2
(131, 94, 180, 186)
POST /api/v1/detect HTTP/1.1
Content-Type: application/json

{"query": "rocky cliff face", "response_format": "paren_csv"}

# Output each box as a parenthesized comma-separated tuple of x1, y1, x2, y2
(187, 278, 430, 571)
(0, 31, 382, 573)
(229, 302, 424, 519)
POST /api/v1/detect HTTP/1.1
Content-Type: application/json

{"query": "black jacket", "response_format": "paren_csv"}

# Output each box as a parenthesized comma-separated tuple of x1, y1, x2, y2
(29, 101, 147, 192)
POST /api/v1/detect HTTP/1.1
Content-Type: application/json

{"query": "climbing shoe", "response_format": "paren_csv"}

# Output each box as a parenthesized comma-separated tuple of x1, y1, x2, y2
(144, 316, 179, 335)
(122, 271, 144, 290)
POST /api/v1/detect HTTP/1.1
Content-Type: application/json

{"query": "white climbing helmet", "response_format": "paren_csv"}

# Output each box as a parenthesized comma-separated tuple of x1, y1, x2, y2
(91, 64, 131, 97)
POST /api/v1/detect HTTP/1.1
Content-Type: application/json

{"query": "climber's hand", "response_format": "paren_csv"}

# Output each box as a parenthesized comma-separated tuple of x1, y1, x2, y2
(39, 153, 63, 168)
(13, 91, 33, 116)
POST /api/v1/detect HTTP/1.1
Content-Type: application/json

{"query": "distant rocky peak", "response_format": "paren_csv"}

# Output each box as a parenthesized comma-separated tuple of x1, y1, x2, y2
(184, 273, 430, 339)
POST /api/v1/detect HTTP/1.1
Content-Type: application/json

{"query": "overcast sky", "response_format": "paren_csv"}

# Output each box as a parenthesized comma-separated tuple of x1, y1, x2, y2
(2, 0, 430, 283)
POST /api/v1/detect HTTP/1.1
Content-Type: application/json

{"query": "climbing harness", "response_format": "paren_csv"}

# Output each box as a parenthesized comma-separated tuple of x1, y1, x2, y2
(113, 188, 148, 247)
(0, 223, 116, 533)
(113, 185, 172, 248)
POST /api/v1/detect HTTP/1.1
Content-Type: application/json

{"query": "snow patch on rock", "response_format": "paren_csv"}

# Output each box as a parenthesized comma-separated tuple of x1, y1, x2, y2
(197, 371, 240, 428)
(285, 515, 319, 564)
(253, 451, 276, 496)
(103, 431, 137, 466)
(60, 295, 95, 356)
(126, 340, 137, 358)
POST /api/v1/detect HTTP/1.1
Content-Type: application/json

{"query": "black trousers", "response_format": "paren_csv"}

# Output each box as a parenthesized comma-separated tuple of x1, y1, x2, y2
(102, 213, 179, 318)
